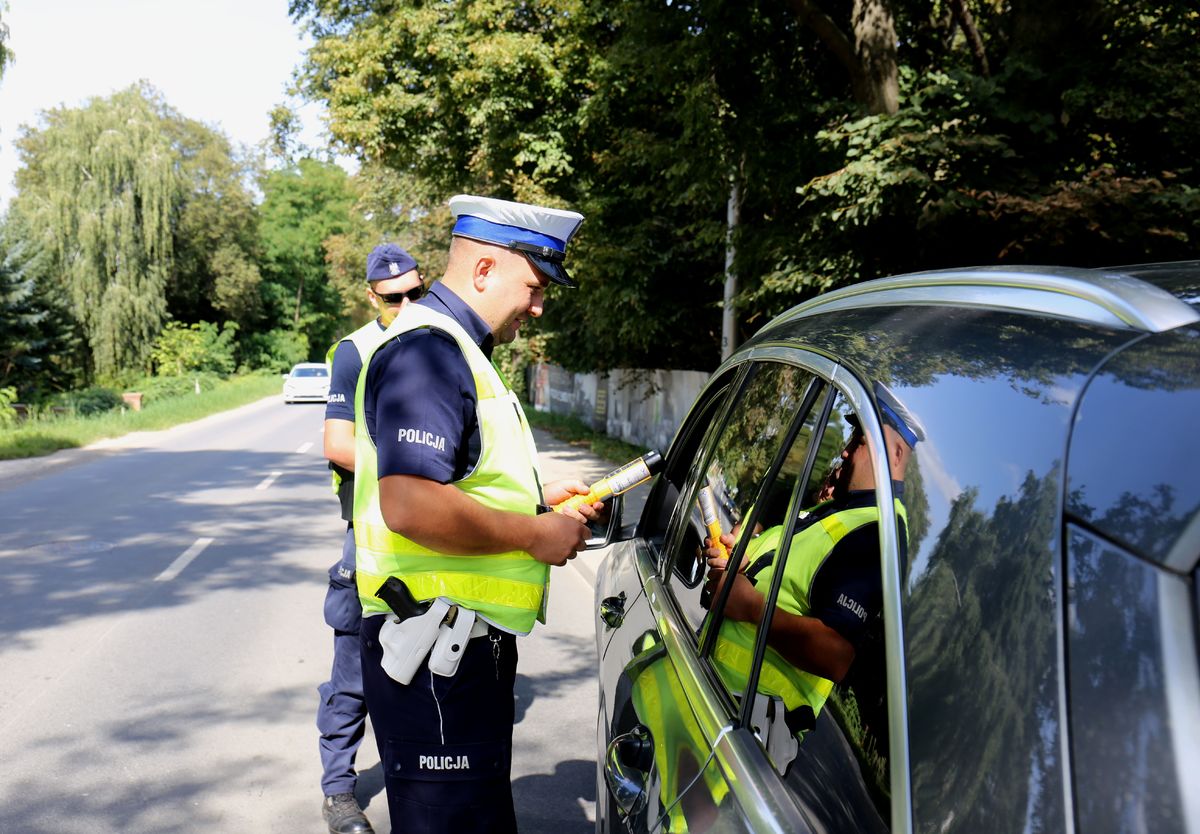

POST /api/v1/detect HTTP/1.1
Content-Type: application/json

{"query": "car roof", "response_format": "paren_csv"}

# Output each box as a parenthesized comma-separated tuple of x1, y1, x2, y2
(756, 263, 1200, 338)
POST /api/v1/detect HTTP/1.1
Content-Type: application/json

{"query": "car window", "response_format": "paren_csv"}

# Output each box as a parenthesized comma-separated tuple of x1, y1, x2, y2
(638, 369, 739, 554)
(703, 388, 898, 832)
(664, 362, 821, 634)
(292, 366, 329, 378)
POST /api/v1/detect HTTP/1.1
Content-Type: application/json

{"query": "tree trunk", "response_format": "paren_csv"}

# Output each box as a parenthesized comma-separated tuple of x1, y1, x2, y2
(948, 0, 990, 77)
(786, 0, 900, 115)
(851, 0, 900, 115)
(293, 274, 305, 327)
(722, 168, 742, 361)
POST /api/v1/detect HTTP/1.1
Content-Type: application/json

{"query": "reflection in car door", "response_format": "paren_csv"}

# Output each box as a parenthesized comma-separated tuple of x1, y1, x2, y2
(596, 369, 743, 833)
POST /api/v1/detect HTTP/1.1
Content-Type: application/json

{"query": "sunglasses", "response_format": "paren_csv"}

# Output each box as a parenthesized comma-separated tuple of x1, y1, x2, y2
(372, 283, 425, 304)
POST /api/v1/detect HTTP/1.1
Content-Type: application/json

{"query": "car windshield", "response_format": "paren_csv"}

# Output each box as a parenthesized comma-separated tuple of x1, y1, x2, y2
(292, 367, 328, 378)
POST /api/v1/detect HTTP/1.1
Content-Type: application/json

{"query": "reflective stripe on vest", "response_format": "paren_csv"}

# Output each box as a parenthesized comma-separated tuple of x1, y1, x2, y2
(351, 304, 548, 634)
(711, 500, 908, 721)
(326, 320, 389, 494)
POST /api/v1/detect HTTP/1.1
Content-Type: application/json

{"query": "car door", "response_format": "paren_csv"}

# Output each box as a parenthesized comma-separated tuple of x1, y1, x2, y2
(598, 354, 911, 832)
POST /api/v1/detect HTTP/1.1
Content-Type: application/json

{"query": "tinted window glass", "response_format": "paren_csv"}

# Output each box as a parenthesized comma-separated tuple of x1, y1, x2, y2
(703, 389, 895, 831)
(638, 373, 736, 553)
(1066, 525, 1187, 834)
(666, 363, 817, 633)
(292, 366, 329, 378)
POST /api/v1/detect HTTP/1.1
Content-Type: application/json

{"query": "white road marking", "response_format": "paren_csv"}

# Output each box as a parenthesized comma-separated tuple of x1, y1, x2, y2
(296, 442, 313, 454)
(155, 537, 215, 583)
(255, 471, 282, 490)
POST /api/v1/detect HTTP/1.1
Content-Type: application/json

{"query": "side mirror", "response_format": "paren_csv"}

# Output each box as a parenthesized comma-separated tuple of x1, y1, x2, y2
(585, 492, 624, 550)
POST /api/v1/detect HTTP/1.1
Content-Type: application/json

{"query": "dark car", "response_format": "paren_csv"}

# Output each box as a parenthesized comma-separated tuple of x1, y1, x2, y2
(592, 263, 1200, 834)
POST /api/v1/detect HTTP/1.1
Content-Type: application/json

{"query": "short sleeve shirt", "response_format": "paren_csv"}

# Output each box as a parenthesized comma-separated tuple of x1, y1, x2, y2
(805, 486, 906, 647)
(363, 283, 493, 484)
(324, 322, 386, 423)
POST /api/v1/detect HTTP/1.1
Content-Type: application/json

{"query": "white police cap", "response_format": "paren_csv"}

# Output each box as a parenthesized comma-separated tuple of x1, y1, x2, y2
(449, 194, 584, 288)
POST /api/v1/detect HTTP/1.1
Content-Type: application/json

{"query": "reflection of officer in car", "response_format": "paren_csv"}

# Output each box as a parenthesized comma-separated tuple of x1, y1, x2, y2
(318, 244, 423, 834)
(352, 195, 602, 834)
(704, 384, 923, 750)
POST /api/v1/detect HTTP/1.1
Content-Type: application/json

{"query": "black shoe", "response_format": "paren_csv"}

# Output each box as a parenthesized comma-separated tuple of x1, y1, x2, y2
(322, 792, 375, 834)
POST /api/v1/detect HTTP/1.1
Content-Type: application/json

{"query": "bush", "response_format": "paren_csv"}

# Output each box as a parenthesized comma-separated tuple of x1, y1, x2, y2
(151, 321, 238, 376)
(59, 386, 123, 417)
(0, 386, 18, 428)
(242, 328, 310, 373)
(134, 372, 224, 405)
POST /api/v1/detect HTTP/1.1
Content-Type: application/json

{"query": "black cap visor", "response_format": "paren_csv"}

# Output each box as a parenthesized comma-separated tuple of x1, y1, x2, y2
(507, 240, 577, 289)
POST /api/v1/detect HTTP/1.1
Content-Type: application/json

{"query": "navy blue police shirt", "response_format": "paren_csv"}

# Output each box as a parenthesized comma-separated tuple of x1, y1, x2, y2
(807, 486, 906, 646)
(325, 320, 387, 521)
(324, 321, 388, 423)
(363, 283, 490, 484)
(745, 485, 906, 649)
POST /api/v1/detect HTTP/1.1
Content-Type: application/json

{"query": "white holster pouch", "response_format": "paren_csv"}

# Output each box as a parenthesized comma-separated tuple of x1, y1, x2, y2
(378, 598, 488, 684)
(750, 692, 800, 775)
(428, 606, 476, 677)
(378, 597, 452, 685)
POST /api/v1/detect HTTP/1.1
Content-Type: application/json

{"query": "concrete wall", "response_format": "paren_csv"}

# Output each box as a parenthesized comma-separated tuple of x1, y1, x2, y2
(529, 362, 712, 454)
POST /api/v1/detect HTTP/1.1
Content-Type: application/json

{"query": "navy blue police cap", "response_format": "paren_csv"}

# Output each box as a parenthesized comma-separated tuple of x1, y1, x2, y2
(449, 195, 584, 288)
(366, 243, 419, 282)
(847, 382, 927, 448)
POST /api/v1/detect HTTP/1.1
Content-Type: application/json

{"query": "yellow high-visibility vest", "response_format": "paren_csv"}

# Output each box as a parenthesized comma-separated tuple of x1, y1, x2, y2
(352, 304, 549, 634)
(711, 500, 907, 725)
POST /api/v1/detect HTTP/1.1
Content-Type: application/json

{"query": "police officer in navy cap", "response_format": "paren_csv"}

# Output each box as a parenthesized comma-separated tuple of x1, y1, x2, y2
(318, 243, 424, 834)
(704, 381, 924, 756)
(351, 195, 602, 834)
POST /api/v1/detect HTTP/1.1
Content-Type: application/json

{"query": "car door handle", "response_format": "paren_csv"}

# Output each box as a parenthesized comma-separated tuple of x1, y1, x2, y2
(604, 724, 653, 818)
(599, 592, 626, 629)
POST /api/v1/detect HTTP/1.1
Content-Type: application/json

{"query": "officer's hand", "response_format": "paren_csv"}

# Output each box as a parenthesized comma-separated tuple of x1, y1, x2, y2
(544, 478, 604, 523)
(703, 533, 738, 570)
(704, 568, 763, 623)
(528, 511, 589, 566)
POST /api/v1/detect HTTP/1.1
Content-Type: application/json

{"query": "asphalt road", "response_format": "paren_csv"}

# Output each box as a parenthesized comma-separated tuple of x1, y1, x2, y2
(0, 395, 632, 834)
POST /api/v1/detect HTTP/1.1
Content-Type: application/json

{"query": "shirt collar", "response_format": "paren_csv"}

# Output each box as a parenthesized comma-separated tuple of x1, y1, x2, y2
(419, 283, 495, 357)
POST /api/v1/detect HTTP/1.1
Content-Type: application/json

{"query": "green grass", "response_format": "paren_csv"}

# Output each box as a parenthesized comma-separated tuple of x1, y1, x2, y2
(522, 404, 645, 465)
(0, 373, 283, 461)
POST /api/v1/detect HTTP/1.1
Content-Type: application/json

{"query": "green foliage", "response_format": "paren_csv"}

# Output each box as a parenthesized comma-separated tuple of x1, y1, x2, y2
(0, 372, 281, 460)
(150, 321, 238, 376)
(134, 372, 222, 403)
(295, 0, 1200, 373)
(257, 158, 357, 356)
(0, 386, 17, 428)
(241, 327, 311, 372)
(0, 2, 10, 83)
(10, 84, 180, 378)
(56, 385, 123, 417)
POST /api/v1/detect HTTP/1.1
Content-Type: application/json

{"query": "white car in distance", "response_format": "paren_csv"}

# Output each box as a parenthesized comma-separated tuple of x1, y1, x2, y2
(282, 362, 331, 404)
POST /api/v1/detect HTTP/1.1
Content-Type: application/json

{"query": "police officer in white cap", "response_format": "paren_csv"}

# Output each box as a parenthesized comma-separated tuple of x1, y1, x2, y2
(350, 195, 602, 834)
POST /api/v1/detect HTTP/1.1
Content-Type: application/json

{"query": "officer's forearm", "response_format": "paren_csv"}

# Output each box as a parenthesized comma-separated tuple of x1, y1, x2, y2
(765, 607, 856, 683)
(379, 474, 538, 556)
(323, 419, 356, 470)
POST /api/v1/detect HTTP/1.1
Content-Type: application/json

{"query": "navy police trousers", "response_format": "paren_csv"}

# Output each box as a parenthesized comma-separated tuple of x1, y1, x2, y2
(360, 610, 519, 834)
(317, 526, 368, 797)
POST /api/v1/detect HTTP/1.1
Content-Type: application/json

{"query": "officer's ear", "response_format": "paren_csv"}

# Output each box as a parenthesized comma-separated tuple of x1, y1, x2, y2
(472, 256, 498, 292)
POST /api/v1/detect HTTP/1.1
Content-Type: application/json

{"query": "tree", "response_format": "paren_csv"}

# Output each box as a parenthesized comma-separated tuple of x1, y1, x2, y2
(165, 114, 263, 331)
(0, 2, 11, 84)
(257, 157, 357, 356)
(8, 84, 268, 384)
(292, 0, 1200, 373)
(10, 84, 180, 379)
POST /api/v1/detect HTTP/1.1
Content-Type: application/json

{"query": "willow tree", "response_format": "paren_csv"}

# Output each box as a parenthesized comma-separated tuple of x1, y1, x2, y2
(11, 84, 182, 378)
